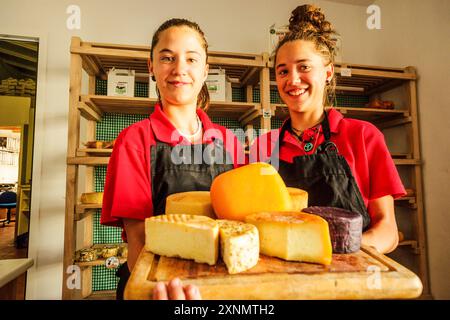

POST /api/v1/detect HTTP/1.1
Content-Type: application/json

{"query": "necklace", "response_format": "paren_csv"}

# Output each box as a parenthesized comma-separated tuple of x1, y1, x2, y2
(178, 115, 202, 140)
(291, 124, 321, 153)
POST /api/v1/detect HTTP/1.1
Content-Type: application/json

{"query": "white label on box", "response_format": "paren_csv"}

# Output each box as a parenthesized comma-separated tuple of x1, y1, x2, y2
(340, 67, 352, 77)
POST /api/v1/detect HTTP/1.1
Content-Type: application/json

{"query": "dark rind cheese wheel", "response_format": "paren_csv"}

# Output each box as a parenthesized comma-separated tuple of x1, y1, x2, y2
(302, 206, 363, 253)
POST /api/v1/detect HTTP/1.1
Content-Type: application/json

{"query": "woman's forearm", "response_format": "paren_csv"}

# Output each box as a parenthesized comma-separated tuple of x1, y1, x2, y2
(362, 219, 399, 253)
(362, 195, 399, 254)
(123, 219, 145, 272)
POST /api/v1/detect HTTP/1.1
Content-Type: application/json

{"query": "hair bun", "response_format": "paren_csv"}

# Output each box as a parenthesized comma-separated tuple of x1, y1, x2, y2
(289, 4, 331, 33)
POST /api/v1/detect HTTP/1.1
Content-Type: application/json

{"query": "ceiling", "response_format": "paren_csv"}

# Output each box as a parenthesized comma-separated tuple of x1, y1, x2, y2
(0, 39, 38, 80)
(326, 0, 375, 6)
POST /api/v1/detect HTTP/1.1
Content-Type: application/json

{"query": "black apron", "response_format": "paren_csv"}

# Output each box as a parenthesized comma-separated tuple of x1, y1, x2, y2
(116, 121, 234, 300)
(270, 111, 371, 230)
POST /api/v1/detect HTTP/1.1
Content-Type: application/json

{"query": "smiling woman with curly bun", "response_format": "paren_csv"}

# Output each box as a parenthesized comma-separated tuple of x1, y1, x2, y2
(251, 4, 406, 254)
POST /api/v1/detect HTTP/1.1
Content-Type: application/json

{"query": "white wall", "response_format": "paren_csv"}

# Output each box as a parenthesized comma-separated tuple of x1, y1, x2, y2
(0, 0, 447, 299)
(364, 0, 450, 300)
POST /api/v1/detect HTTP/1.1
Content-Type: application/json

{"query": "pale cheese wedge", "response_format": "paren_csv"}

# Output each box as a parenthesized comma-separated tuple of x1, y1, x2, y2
(145, 214, 219, 265)
(245, 211, 332, 265)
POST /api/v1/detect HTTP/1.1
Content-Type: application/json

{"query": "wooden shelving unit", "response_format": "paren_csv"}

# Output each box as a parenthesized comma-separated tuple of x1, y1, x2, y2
(64, 36, 428, 299)
(63, 37, 268, 299)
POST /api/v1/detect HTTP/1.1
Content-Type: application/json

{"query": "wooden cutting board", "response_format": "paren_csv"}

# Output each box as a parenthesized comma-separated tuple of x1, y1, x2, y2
(124, 245, 422, 300)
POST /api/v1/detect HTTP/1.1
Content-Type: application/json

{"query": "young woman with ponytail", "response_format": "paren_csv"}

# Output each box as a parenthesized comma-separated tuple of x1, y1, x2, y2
(101, 18, 245, 300)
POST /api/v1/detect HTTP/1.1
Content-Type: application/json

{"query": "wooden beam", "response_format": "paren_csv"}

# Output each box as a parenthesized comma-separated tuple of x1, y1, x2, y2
(375, 116, 412, 129)
(67, 157, 110, 165)
(0, 47, 37, 63)
(2, 59, 36, 72)
(71, 45, 149, 60)
(78, 102, 102, 122)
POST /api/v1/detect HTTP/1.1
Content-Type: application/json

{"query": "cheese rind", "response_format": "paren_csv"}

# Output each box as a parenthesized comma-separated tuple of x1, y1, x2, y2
(217, 220, 259, 274)
(302, 206, 362, 253)
(211, 163, 293, 221)
(287, 187, 308, 211)
(145, 214, 219, 265)
(245, 211, 332, 265)
(165, 191, 216, 218)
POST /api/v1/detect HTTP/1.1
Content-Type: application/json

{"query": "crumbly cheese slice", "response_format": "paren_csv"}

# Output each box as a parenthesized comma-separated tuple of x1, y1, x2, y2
(217, 220, 259, 274)
(145, 214, 219, 265)
(245, 211, 332, 265)
(287, 187, 308, 211)
(165, 191, 216, 218)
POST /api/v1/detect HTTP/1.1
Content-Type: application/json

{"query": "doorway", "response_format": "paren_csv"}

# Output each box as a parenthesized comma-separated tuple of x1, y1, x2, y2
(0, 35, 38, 269)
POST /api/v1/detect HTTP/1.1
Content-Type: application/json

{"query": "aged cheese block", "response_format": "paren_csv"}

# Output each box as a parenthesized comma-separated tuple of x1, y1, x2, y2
(217, 220, 259, 274)
(75, 248, 98, 262)
(145, 214, 219, 265)
(80, 192, 103, 204)
(287, 187, 308, 211)
(302, 206, 363, 253)
(245, 211, 332, 265)
(165, 191, 215, 218)
(211, 162, 292, 221)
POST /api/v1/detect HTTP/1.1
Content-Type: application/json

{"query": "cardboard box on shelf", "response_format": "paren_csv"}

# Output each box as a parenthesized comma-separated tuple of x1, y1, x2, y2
(206, 69, 233, 102)
(269, 24, 289, 54)
(107, 68, 135, 97)
(149, 77, 158, 99)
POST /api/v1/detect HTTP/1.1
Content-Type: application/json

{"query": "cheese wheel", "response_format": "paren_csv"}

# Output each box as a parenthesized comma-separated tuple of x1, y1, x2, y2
(287, 187, 308, 211)
(302, 206, 362, 253)
(217, 220, 259, 274)
(80, 192, 103, 204)
(145, 214, 219, 265)
(211, 163, 292, 221)
(245, 211, 332, 265)
(165, 191, 215, 218)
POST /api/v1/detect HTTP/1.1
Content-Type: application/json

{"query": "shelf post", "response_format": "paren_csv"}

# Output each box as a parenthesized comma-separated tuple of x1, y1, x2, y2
(63, 36, 83, 300)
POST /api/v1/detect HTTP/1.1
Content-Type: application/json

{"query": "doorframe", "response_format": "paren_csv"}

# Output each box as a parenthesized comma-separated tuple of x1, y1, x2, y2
(0, 32, 47, 300)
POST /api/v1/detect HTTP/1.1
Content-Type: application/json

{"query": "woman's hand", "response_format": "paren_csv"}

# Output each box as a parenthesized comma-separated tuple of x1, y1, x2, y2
(362, 195, 399, 254)
(153, 278, 202, 300)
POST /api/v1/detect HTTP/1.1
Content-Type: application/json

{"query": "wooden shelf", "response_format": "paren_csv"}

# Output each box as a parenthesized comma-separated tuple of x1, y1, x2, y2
(77, 148, 113, 157)
(83, 290, 116, 300)
(393, 159, 421, 165)
(74, 243, 128, 267)
(268, 61, 416, 95)
(79, 94, 261, 123)
(75, 203, 102, 221)
(72, 39, 265, 86)
(272, 104, 410, 123)
(67, 156, 109, 166)
(75, 257, 127, 268)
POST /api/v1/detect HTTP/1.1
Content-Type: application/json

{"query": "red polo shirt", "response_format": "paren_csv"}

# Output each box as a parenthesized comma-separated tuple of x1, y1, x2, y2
(249, 108, 406, 208)
(101, 104, 246, 231)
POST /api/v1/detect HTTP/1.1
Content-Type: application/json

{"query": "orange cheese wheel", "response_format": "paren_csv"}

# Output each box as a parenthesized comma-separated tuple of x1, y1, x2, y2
(210, 162, 292, 221)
